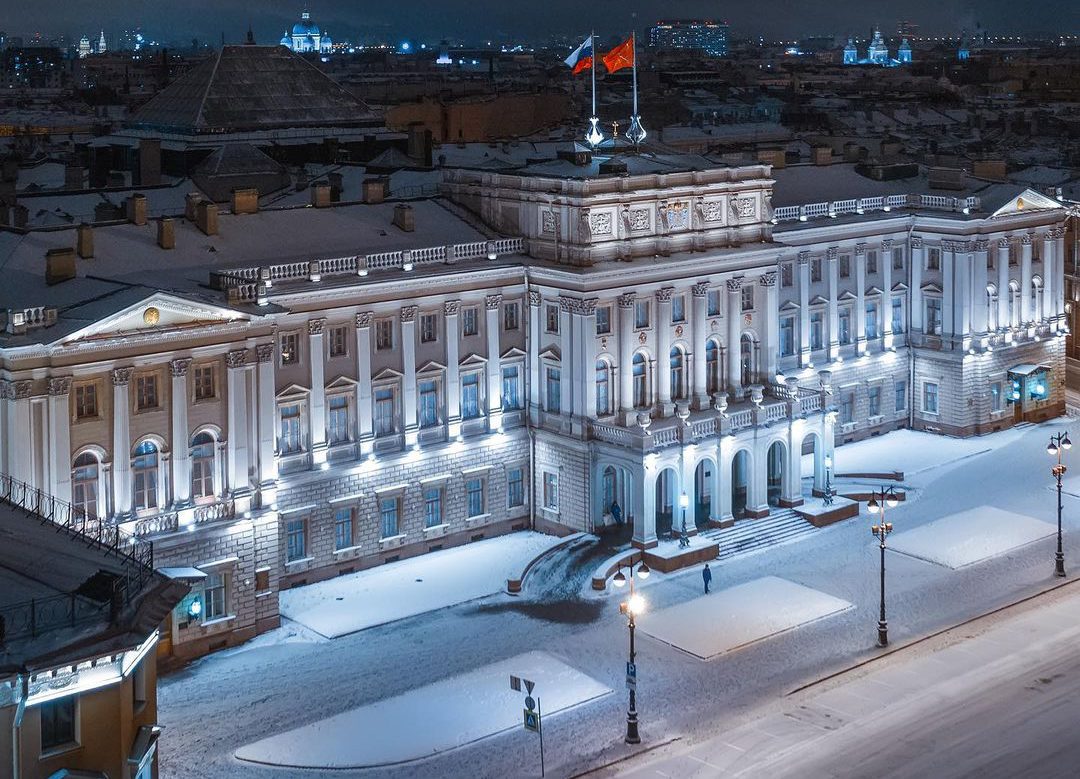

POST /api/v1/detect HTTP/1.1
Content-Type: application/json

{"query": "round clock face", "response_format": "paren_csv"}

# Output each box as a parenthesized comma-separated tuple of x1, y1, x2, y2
(143, 307, 161, 326)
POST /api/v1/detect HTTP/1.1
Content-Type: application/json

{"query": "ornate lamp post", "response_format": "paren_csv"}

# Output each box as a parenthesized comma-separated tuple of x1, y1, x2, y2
(679, 492, 690, 546)
(867, 486, 898, 647)
(613, 556, 650, 744)
(1048, 432, 1072, 577)
(823, 454, 835, 506)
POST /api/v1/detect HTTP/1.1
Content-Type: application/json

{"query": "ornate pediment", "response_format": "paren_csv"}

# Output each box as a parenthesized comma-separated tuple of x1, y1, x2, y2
(61, 293, 250, 345)
(989, 189, 1065, 219)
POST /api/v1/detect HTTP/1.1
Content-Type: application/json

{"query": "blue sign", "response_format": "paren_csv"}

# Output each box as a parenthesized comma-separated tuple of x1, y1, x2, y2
(524, 709, 540, 732)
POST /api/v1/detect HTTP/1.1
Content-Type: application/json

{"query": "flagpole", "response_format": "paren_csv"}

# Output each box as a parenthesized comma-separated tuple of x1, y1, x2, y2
(591, 31, 597, 118)
(632, 31, 638, 117)
(585, 31, 602, 147)
(626, 30, 647, 149)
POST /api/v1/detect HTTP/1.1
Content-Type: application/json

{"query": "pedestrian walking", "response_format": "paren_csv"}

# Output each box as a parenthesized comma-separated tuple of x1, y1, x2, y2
(610, 500, 623, 526)
(702, 563, 712, 594)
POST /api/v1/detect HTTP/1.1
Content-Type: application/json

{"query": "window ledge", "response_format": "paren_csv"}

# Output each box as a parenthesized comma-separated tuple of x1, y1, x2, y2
(465, 513, 491, 523)
(40, 742, 82, 761)
(423, 522, 449, 535)
(379, 533, 407, 548)
(285, 556, 314, 568)
(201, 614, 236, 629)
(255, 589, 274, 598)
(333, 544, 363, 556)
(542, 506, 560, 516)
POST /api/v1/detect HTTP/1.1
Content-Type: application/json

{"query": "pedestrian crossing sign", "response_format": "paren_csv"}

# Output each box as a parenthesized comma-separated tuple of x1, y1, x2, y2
(524, 708, 540, 732)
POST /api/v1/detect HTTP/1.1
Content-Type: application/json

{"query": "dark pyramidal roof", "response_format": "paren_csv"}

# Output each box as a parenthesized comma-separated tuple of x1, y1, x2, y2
(128, 45, 380, 134)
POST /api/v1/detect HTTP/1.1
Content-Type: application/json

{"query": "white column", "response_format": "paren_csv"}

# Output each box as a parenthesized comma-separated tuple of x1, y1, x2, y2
(826, 247, 839, 359)
(855, 246, 867, 354)
(656, 288, 673, 412)
(401, 306, 419, 446)
(579, 299, 598, 421)
(445, 301, 462, 438)
(255, 343, 278, 493)
(618, 293, 635, 418)
(1021, 234, 1033, 324)
(997, 237, 1010, 330)
(1043, 233, 1055, 325)
(1055, 228, 1067, 326)
(484, 295, 503, 429)
(726, 278, 742, 395)
(941, 243, 954, 336)
(356, 313, 375, 455)
(973, 240, 989, 334)
(558, 297, 572, 416)
(691, 282, 709, 408)
(882, 240, 895, 347)
(798, 252, 811, 364)
(307, 318, 328, 464)
(760, 271, 778, 379)
(47, 377, 72, 504)
(169, 358, 192, 506)
(111, 367, 133, 516)
(225, 349, 251, 495)
(911, 238, 924, 331)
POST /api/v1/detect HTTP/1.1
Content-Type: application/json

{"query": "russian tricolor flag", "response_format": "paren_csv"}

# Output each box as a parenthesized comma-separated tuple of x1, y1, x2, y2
(564, 35, 594, 75)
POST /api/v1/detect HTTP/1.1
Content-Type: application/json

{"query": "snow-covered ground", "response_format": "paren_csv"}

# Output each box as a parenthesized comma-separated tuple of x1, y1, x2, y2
(640, 577, 853, 659)
(234, 650, 609, 769)
(889, 506, 1055, 569)
(280, 531, 564, 637)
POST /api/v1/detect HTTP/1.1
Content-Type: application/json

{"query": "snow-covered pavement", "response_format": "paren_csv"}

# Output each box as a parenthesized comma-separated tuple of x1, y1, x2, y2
(889, 506, 1055, 569)
(280, 531, 564, 637)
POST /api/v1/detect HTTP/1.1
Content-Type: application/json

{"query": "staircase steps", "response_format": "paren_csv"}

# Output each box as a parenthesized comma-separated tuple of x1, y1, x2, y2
(701, 508, 819, 562)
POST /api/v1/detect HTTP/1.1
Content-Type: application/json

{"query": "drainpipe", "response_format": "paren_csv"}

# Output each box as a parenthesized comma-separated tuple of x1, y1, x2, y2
(524, 265, 536, 533)
(906, 220, 917, 429)
(12, 673, 27, 779)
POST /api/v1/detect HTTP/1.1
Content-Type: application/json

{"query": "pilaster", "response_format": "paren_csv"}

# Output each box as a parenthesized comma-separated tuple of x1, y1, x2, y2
(307, 318, 328, 463)
(691, 282, 709, 408)
(356, 313, 375, 455)
(47, 377, 72, 504)
(111, 367, 133, 516)
(225, 349, 251, 496)
(445, 301, 462, 438)
(169, 358, 192, 506)
(484, 295, 503, 430)
(401, 306, 419, 446)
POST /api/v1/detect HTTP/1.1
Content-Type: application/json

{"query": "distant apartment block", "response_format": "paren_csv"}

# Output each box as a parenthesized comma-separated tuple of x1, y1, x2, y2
(649, 20, 729, 57)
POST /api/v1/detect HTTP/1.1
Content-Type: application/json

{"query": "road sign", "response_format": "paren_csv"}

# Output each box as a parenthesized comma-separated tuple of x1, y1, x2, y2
(524, 708, 540, 732)
(524, 695, 536, 711)
(510, 675, 521, 692)
(626, 661, 637, 689)
(524, 678, 535, 695)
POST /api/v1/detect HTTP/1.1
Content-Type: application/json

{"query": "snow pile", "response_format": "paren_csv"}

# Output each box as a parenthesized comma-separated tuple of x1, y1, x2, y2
(889, 506, 1055, 569)
(233, 650, 610, 769)
(280, 531, 565, 638)
(640, 576, 853, 659)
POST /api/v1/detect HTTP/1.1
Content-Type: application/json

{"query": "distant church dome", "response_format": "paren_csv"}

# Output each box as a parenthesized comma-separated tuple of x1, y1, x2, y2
(292, 11, 321, 37)
(280, 32, 291, 47)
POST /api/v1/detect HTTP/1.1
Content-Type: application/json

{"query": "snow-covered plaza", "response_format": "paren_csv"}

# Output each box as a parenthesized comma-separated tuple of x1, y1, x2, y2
(158, 419, 1080, 778)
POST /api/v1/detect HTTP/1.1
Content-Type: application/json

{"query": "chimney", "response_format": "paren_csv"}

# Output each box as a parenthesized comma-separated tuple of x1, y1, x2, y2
(362, 178, 386, 204)
(12, 204, 28, 229)
(137, 138, 161, 186)
(46, 247, 77, 285)
(327, 172, 343, 202)
(195, 201, 218, 236)
(185, 192, 203, 222)
(232, 187, 259, 215)
(311, 183, 331, 208)
(126, 193, 148, 226)
(64, 163, 84, 190)
(157, 217, 175, 249)
(813, 146, 833, 166)
(392, 203, 415, 232)
(76, 223, 94, 259)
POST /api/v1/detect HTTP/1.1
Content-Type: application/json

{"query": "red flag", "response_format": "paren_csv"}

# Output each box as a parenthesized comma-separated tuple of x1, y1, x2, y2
(603, 36, 634, 73)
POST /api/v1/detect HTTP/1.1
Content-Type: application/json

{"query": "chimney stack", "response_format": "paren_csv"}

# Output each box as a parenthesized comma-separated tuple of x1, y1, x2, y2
(12, 204, 28, 229)
(311, 183, 331, 208)
(195, 201, 218, 236)
(46, 247, 77, 285)
(64, 163, 84, 190)
(327, 172, 343, 202)
(137, 138, 162, 186)
(77, 223, 94, 259)
(157, 217, 175, 249)
(232, 187, 259, 214)
(362, 178, 386, 204)
(185, 192, 203, 222)
(126, 193, 148, 226)
(392, 203, 415, 232)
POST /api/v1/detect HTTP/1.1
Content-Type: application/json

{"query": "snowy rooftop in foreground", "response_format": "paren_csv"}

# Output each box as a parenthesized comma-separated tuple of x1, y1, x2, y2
(889, 506, 1055, 569)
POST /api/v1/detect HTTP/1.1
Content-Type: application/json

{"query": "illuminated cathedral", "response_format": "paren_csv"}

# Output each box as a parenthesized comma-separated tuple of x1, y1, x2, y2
(280, 9, 333, 54)
(843, 29, 911, 67)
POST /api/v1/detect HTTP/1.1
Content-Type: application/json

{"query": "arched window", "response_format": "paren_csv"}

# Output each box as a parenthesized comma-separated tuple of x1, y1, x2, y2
(595, 359, 612, 416)
(71, 452, 100, 520)
(740, 334, 755, 387)
(191, 432, 216, 500)
(632, 353, 649, 409)
(1009, 280, 1020, 327)
(1032, 278, 1043, 322)
(986, 283, 998, 331)
(132, 441, 159, 512)
(670, 347, 686, 401)
(705, 339, 720, 394)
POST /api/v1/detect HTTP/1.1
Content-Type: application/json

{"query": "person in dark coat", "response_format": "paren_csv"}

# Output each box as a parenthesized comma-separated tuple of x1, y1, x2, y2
(702, 563, 712, 594)
(610, 500, 623, 526)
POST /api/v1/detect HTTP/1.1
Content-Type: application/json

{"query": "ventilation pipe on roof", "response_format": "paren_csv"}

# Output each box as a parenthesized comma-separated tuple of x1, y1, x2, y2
(158, 217, 175, 250)
(46, 247, 77, 285)
(77, 223, 94, 259)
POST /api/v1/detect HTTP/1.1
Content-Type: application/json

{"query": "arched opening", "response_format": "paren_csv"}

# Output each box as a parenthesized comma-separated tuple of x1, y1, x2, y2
(595, 358, 613, 416)
(601, 464, 634, 536)
(740, 333, 756, 387)
(705, 338, 721, 394)
(694, 458, 714, 528)
(801, 431, 824, 494)
(190, 431, 217, 501)
(731, 450, 750, 519)
(632, 352, 649, 409)
(767, 441, 785, 506)
(654, 467, 677, 538)
(1009, 280, 1020, 327)
(986, 283, 998, 331)
(71, 451, 101, 520)
(1032, 277, 1043, 321)
(670, 346, 686, 401)
(132, 440, 160, 513)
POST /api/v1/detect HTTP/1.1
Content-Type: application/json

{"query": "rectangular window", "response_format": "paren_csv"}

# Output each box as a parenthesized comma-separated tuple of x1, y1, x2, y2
(811, 258, 823, 283)
(502, 365, 521, 410)
(780, 316, 795, 357)
(280, 332, 300, 365)
(927, 248, 941, 271)
(380, 497, 399, 538)
(193, 365, 215, 401)
(543, 472, 558, 510)
(595, 305, 611, 335)
(892, 247, 904, 270)
(328, 395, 350, 444)
(420, 314, 438, 343)
(286, 518, 306, 561)
(925, 298, 942, 335)
(375, 388, 395, 435)
(503, 302, 520, 331)
(424, 487, 443, 527)
(545, 367, 561, 414)
(839, 254, 851, 279)
(841, 392, 854, 424)
(466, 478, 485, 518)
(375, 319, 394, 350)
(780, 262, 793, 288)
(39, 697, 76, 753)
(280, 403, 302, 454)
(866, 250, 878, 274)
(892, 297, 905, 333)
(462, 373, 481, 418)
(991, 382, 1003, 412)
(334, 507, 354, 550)
(462, 306, 479, 336)
(204, 572, 227, 619)
(810, 311, 824, 351)
(635, 300, 650, 329)
(671, 295, 686, 323)
(895, 380, 907, 412)
(135, 374, 158, 411)
(740, 285, 754, 312)
(707, 289, 722, 316)
(839, 308, 852, 345)
(507, 467, 525, 508)
(1009, 245, 1018, 267)
(987, 252, 995, 271)
(923, 382, 939, 414)
(545, 304, 559, 334)
(869, 386, 881, 417)
(419, 379, 439, 427)
(329, 325, 349, 357)
(866, 301, 879, 340)
(74, 383, 97, 419)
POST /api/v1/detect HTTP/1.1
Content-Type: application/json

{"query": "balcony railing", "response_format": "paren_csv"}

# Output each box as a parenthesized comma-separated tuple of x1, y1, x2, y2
(773, 194, 981, 224)
(130, 499, 236, 538)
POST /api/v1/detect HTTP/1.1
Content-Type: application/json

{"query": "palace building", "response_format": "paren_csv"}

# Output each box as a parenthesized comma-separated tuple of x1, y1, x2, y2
(0, 148, 1068, 659)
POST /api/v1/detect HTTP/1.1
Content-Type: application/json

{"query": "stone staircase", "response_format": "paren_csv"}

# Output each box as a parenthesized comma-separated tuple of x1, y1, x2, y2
(701, 508, 819, 562)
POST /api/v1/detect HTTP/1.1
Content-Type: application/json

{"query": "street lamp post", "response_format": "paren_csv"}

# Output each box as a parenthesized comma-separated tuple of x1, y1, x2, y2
(613, 556, 650, 744)
(867, 486, 898, 647)
(679, 492, 690, 547)
(823, 455, 835, 506)
(1048, 431, 1072, 577)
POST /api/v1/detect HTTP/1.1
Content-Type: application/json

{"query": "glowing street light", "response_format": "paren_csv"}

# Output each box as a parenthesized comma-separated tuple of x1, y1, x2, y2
(614, 555, 649, 743)
(1048, 431, 1072, 577)
(867, 485, 898, 647)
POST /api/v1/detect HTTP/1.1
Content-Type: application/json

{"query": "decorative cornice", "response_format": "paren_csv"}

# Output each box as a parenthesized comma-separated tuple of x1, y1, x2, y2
(256, 343, 276, 363)
(797, 250, 811, 266)
(997, 237, 1011, 250)
(1021, 233, 1034, 246)
(973, 239, 990, 252)
(826, 246, 839, 261)
(400, 306, 418, 323)
(910, 236, 924, 249)
(48, 376, 72, 396)
(881, 239, 894, 251)
(579, 298, 598, 316)
(169, 358, 192, 378)
(527, 291, 541, 308)
(759, 271, 777, 287)
(226, 349, 249, 369)
(308, 318, 326, 336)
(12, 380, 33, 399)
(485, 294, 503, 310)
(854, 243, 866, 256)
(112, 367, 134, 386)
(725, 277, 743, 292)
(356, 311, 375, 328)
(691, 282, 710, 298)
(617, 292, 636, 308)
(655, 287, 675, 303)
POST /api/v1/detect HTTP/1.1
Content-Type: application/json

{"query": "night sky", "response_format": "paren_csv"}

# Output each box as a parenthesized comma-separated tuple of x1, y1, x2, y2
(12, 0, 1080, 44)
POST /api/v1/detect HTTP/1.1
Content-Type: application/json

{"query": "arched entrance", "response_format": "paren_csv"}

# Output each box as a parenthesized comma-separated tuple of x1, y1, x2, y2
(731, 450, 750, 519)
(654, 467, 678, 538)
(802, 431, 824, 494)
(740, 333, 756, 386)
(694, 458, 714, 528)
(767, 441, 785, 507)
(600, 464, 633, 531)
